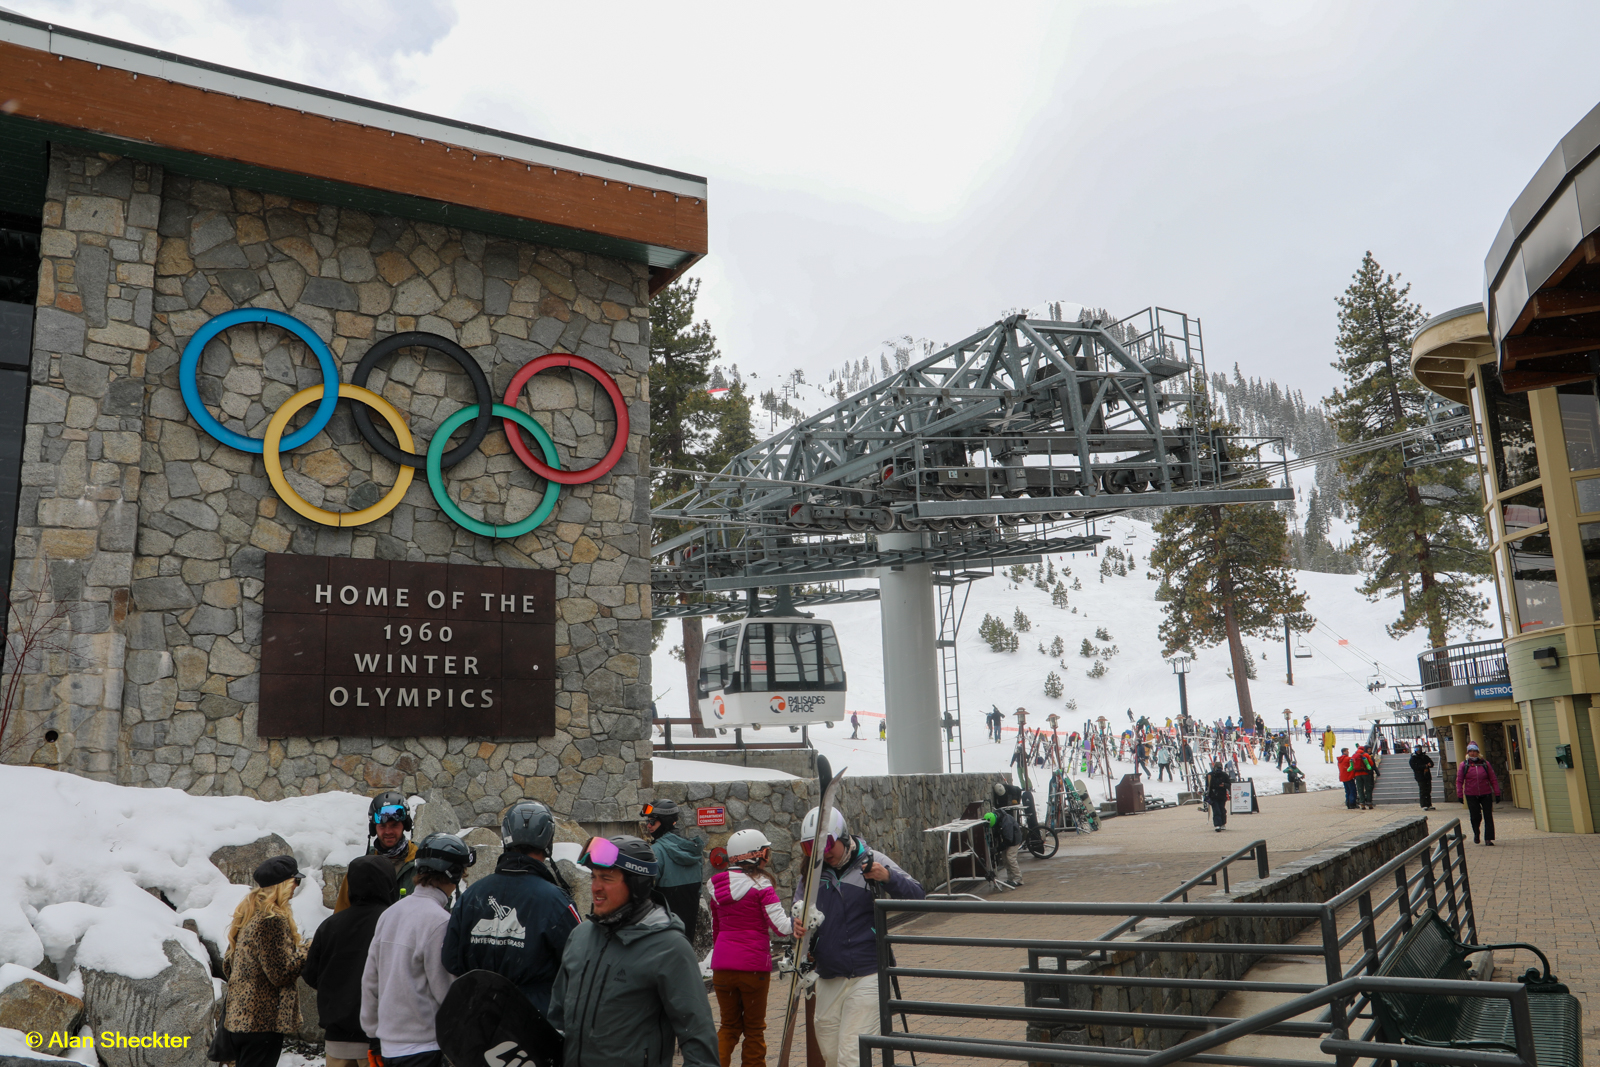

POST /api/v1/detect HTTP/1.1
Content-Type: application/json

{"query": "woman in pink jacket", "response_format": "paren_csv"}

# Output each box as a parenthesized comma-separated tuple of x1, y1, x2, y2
(1455, 741, 1502, 845)
(707, 829, 793, 1067)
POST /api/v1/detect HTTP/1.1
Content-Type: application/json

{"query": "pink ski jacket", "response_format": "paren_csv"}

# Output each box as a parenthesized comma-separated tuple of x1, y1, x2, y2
(708, 868, 792, 972)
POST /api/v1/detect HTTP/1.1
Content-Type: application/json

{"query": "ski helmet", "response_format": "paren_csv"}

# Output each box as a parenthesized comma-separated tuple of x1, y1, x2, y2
(581, 834, 660, 904)
(726, 828, 773, 865)
(414, 832, 475, 882)
(799, 806, 847, 856)
(991, 781, 1008, 800)
(368, 790, 411, 832)
(502, 800, 556, 854)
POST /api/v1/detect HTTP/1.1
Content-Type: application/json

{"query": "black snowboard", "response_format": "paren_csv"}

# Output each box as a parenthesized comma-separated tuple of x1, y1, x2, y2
(435, 968, 565, 1067)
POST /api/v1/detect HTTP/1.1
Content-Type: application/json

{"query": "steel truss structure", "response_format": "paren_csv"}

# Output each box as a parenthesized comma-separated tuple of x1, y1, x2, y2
(653, 308, 1292, 597)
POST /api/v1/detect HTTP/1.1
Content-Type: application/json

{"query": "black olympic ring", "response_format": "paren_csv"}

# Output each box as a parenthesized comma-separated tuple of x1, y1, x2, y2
(349, 332, 494, 468)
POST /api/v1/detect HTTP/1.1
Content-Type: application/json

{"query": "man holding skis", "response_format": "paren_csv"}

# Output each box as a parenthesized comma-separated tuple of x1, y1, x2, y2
(794, 806, 924, 1067)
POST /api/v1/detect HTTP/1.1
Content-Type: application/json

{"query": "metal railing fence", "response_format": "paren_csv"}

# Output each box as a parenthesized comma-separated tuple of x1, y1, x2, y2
(867, 819, 1493, 1067)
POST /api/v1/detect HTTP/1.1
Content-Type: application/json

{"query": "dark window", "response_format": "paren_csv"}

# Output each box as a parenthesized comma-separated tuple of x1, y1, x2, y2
(1501, 486, 1546, 535)
(0, 213, 41, 652)
(741, 622, 846, 690)
(698, 625, 742, 694)
(1507, 533, 1563, 632)
(1482, 365, 1539, 492)
(1559, 381, 1600, 472)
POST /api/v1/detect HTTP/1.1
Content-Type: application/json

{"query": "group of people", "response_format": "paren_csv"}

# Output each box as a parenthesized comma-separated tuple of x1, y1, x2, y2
(847, 711, 888, 741)
(218, 789, 922, 1067)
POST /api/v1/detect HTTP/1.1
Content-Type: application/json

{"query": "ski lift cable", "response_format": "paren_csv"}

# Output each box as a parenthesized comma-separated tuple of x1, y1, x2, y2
(1309, 619, 1411, 683)
(1297, 628, 1409, 691)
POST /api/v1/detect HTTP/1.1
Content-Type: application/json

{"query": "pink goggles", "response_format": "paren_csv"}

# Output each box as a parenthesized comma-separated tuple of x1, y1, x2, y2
(579, 836, 659, 878)
(800, 835, 837, 857)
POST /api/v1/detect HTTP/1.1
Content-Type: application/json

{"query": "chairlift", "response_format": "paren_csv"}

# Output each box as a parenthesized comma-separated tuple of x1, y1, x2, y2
(1294, 635, 1313, 660)
(696, 587, 847, 728)
(1365, 670, 1386, 694)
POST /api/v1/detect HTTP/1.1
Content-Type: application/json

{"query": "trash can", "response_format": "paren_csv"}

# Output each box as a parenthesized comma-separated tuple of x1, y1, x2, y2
(1114, 773, 1146, 815)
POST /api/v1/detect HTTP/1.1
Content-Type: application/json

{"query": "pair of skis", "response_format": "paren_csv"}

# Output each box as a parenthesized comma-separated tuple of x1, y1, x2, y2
(775, 754, 844, 1067)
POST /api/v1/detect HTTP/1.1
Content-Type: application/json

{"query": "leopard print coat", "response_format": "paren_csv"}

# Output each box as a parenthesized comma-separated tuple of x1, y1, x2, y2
(223, 912, 307, 1034)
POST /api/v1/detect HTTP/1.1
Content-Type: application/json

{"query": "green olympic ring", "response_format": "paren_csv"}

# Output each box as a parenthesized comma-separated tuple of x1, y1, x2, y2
(427, 403, 562, 538)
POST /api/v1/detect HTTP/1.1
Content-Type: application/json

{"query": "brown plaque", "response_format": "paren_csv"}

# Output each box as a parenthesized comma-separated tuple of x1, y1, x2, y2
(260, 613, 326, 675)
(260, 553, 556, 739)
(502, 623, 556, 680)
(258, 674, 324, 736)
(264, 555, 330, 615)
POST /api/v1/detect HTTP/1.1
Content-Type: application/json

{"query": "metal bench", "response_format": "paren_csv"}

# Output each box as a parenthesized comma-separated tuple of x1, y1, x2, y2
(1371, 908, 1581, 1067)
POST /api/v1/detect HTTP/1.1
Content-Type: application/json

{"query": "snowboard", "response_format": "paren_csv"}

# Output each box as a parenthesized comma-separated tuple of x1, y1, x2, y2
(435, 968, 564, 1067)
(776, 754, 844, 1067)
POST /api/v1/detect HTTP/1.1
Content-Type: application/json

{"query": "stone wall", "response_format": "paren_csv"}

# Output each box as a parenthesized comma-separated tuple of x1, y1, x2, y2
(7, 142, 654, 824)
(1025, 815, 1431, 1052)
(645, 771, 1010, 897)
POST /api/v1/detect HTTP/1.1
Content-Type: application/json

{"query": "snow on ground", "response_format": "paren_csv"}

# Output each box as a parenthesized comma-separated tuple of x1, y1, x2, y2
(651, 515, 1497, 804)
(653, 757, 799, 782)
(0, 765, 370, 985)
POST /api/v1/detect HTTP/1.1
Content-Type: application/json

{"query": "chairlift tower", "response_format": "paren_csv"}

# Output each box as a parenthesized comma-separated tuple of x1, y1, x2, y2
(654, 309, 1294, 773)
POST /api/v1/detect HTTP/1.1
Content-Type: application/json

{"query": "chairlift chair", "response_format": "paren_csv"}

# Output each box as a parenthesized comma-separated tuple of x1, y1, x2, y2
(1294, 635, 1313, 659)
(696, 590, 847, 728)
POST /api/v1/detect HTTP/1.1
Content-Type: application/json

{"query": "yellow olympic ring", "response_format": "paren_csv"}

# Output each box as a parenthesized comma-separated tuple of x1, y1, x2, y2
(264, 385, 416, 527)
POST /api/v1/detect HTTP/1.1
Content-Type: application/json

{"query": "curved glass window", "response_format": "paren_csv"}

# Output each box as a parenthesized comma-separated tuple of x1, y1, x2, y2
(1507, 532, 1563, 632)
(699, 625, 742, 694)
(1483, 366, 1539, 490)
(1502, 486, 1547, 535)
(1582, 522, 1600, 625)
(1577, 476, 1600, 516)
(1560, 381, 1600, 472)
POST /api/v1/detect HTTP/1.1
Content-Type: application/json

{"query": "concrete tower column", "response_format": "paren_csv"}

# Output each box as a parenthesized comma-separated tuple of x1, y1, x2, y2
(878, 532, 942, 773)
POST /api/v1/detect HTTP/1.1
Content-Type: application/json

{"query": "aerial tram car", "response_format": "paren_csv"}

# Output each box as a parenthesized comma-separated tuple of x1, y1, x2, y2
(696, 588, 846, 728)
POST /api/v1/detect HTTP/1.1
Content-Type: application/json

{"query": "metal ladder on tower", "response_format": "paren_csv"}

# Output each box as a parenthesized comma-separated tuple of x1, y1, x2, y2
(935, 571, 983, 773)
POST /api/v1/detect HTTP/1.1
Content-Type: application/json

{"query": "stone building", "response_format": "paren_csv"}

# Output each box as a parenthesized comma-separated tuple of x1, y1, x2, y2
(0, 13, 707, 825)
(1409, 97, 1600, 832)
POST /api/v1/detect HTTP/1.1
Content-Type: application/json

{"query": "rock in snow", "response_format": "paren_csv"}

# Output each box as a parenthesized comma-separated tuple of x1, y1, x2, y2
(81, 940, 214, 1067)
(208, 833, 294, 887)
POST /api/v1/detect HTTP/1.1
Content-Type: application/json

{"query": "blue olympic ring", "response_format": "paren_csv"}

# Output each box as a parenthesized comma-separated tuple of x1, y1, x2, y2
(179, 308, 341, 454)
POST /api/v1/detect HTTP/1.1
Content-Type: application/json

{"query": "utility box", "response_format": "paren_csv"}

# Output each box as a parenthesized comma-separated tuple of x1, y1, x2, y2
(1115, 774, 1146, 815)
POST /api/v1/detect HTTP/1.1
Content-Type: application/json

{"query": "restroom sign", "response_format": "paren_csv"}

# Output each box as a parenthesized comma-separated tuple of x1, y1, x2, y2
(697, 806, 727, 827)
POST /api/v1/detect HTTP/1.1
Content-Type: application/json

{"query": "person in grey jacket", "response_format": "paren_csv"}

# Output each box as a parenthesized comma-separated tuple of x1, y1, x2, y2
(642, 799, 705, 941)
(360, 833, 474, 1067)
(548, 835, 717, 1067)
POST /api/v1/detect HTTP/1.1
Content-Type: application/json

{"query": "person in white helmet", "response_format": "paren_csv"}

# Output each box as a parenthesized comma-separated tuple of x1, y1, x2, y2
(706, 829, 792, 1067)
(795, 806, 923, 1067)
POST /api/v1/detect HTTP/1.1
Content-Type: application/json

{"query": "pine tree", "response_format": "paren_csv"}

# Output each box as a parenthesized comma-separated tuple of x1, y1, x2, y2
(1150, 495, 1313, 731)
(1327, 253, 1488, 646)
(1079, 638, 1095, 658)
(1044, 671, 1064, 699)
(1013, 609, 1032, 633)
(648, 278, 756, 734)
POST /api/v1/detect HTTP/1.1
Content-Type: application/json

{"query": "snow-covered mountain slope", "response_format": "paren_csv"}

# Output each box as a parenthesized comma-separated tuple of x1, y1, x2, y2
(651, 516, 1496, 801)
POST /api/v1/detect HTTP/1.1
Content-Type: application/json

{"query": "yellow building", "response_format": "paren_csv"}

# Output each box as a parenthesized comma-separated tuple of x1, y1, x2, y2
(1410, 98, 1600, 832)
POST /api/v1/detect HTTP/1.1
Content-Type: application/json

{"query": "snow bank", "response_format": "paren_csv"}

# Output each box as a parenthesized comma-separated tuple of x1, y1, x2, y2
(0, 765, 368, 983)
(652, 757, 799, 782)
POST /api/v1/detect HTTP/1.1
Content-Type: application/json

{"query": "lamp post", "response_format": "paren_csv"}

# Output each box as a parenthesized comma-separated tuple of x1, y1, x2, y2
(1170, 654, 1191, 727)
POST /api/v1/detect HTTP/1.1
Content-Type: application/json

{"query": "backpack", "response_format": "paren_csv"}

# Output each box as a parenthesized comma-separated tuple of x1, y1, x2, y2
(995, 810, 1023, 848)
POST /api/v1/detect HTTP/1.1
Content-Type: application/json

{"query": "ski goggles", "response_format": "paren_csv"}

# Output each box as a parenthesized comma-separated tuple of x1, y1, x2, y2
(373, 803, 407, 826)
(799, 834, 838, 858)
(580, 837, 660, 878)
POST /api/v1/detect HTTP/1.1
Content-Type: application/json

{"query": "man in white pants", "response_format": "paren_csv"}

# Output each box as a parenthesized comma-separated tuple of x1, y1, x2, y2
(795, 806, 924, 1067)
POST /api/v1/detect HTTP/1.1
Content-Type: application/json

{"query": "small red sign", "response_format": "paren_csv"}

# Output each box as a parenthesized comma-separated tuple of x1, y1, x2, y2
(697, 805, 726, 827)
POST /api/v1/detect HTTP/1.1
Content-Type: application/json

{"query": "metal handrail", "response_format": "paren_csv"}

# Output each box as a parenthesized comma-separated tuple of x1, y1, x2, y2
(867, 818, 1500, 1066)
(1417, 638, 1509, 691)
(862, 975, 1538, 1067)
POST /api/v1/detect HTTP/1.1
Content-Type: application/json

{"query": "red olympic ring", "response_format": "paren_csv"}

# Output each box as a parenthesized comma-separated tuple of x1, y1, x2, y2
(503, 353, 629, 485)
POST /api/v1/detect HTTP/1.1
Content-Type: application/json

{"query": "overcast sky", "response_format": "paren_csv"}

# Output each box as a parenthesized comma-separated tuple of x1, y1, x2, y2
(16, 0, 1600, 406)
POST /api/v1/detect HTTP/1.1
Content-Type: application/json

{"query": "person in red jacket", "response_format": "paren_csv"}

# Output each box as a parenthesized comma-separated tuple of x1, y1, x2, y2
(1455, 742, 1502, 845)
(1337, 748, 1356, 809)
(707, 829, 792, 1067)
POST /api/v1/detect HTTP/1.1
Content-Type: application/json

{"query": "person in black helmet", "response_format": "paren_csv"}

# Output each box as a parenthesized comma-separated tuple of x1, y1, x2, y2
(641, 799, 705, 942)
(548, 836, 717, 1067)
(442, 800, 581, 1013)
(361, 832, 474, 1067)
(338, 791, 417, 911)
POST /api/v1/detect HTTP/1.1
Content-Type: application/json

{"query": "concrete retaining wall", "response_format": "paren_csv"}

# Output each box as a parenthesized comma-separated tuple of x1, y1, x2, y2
(645, 770, 1009, 897)
(1027, 815, 1430, 1052)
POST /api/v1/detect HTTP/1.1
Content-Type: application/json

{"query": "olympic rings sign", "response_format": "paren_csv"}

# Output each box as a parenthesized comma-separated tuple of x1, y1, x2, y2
(178, 308, 629, 538)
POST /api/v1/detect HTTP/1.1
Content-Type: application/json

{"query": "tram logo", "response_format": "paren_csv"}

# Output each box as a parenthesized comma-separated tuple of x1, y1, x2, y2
(712, 694, 727, 719)
(769, 696, 787, 714)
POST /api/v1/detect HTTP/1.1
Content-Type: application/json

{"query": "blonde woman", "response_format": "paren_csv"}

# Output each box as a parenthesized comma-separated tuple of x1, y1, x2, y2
(222, 855, 308, 1067)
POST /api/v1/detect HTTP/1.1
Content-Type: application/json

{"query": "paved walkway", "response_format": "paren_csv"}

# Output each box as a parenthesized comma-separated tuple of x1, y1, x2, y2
(712, 788, 1600, 1066)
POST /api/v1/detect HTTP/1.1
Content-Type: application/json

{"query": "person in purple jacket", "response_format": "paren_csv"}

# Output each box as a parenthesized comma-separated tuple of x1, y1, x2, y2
(1455, 741, 1502, 845)
(707, 829, 792, 1067)
(794, 806, 924, 1067)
